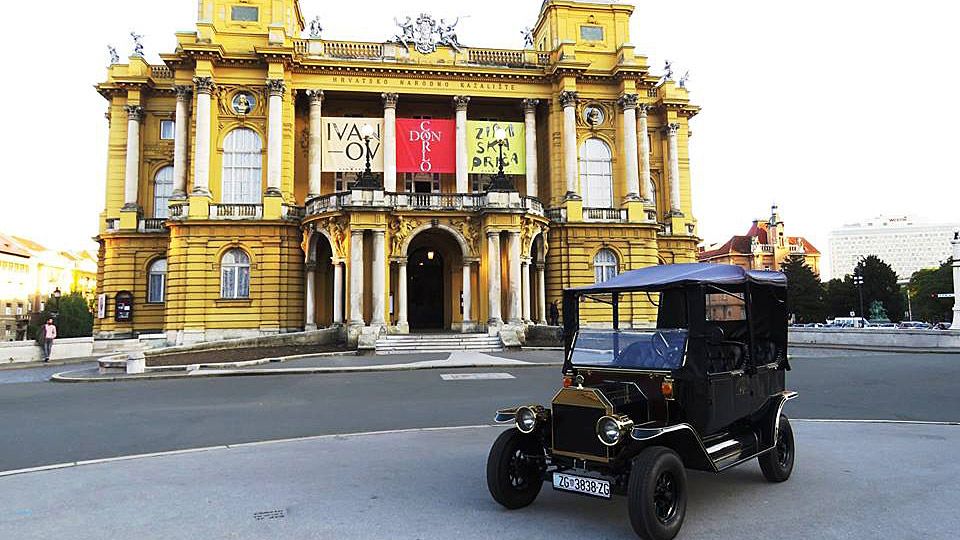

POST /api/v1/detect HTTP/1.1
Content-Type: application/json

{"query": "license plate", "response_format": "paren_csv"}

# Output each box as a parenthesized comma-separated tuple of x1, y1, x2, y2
(553, 472, 611, 499)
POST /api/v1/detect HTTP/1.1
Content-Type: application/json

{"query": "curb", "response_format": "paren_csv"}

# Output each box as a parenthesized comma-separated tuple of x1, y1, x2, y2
(51, 361, 564, 383)
(145, 349, 357, 372)
(788, 343, 960, 354)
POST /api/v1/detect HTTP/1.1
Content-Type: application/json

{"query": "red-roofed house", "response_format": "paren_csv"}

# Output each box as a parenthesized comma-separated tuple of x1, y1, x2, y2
(698, 207, 821, 320)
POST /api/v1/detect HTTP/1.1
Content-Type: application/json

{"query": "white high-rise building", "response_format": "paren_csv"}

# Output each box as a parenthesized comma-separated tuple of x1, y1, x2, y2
(829, 215, 959, 281)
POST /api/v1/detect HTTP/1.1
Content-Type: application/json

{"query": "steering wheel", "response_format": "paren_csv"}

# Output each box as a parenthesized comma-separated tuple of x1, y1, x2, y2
(651, 331, 671, 359)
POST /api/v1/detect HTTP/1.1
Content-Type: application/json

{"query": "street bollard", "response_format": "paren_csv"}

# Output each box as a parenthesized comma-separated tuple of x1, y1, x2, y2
(126, 352, 146, 374)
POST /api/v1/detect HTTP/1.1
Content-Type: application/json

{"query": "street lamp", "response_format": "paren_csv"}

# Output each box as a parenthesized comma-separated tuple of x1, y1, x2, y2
(853, 273, 865, 318)
(52, 287, 62, 320)
(353, 123, 381, 190)
(486, 127, 515, 192)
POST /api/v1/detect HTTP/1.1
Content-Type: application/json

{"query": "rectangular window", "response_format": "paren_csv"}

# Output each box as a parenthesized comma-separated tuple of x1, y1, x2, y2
(148, 274, 166, 303)
(4, 305, 10, 316)
(160, 120, 175, 140)
(231, 6, 259, 22)
(580, 25, 604, 41)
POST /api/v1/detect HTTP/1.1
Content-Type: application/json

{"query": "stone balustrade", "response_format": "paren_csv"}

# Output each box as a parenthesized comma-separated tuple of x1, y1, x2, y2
(291, 39, 550, 68)
(209, 203, 262, 220)
(583, 207, 628, 223)
(139, 218, 166, 232)
(304, 191, 546, 217)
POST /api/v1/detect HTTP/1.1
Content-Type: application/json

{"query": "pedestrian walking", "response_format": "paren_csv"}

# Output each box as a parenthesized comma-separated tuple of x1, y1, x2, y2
(548, 300, 560, 327)
(40, 318, 57, 362)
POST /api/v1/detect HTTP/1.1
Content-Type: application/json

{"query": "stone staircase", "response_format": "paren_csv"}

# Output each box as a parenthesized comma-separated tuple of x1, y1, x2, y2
(374, 333, 504, 355)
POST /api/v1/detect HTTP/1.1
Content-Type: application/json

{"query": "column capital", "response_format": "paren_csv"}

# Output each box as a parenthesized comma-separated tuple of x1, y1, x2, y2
(124, 105, 144, 122)
(522, 98, 540, 114)
(637, 103, 651, 118)
(664, 122, 681, 136)
(486, 229, 500, 238)
(617, 93, 639, 111)
(559, 90, 578, 108)
(174, 85, 193, 102)
(382, 92, 399, 109)
(535, 262, 546, 271)
(192, 76, 215, 95)
(453, 95, 471, 111)
(306, 89, 324, 104)
(266, 78, 286, 97)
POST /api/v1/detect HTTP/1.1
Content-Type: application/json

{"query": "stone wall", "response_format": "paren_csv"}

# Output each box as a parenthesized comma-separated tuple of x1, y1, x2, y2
(789, 328, 960, 352)
(0, 337, 95, 364)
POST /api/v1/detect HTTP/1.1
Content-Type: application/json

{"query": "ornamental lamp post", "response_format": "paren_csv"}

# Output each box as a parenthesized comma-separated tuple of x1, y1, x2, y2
(486, 127, 516, 192)
(353, 123, 381, 190)
(52, 287, 62, 320)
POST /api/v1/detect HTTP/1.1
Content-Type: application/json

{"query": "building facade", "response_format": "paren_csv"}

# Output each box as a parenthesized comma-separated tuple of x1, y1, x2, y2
(698, 207, 819, 320)
(0, 234, 97, 341)
(829, 215, 959, 281)
(94, 0, 700, 345)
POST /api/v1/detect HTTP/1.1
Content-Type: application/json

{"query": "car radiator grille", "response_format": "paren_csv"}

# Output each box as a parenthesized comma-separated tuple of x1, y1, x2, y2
(552, 404, 607, 459)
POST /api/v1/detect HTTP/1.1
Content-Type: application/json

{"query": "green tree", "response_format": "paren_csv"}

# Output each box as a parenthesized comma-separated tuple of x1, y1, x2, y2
(908, 259, 954, 323)
(780, 255, 826, 323)
(27, 292, 94, 340)
(854, 255, 905, 322)
(824, 278, 856, 319)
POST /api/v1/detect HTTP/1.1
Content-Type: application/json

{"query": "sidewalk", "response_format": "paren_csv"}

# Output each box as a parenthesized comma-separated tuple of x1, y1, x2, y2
(0, 356, 102, 371)
(51, 350, 563, 383)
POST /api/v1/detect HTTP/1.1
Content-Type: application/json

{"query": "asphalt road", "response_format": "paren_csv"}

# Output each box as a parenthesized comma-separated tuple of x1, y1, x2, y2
(0, 349, 958, 473)
(2, 422, 957, 540)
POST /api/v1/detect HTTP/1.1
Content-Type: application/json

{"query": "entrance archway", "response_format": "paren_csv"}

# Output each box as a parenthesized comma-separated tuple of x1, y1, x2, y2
(402, 227, 467, 332)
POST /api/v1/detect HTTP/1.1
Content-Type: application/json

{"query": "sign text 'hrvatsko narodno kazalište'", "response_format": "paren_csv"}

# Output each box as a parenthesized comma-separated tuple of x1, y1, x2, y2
(321, 117, 525, 175)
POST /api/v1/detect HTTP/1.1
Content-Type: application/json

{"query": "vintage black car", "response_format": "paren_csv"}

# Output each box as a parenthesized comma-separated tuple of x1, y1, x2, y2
(487, 263, 797, 540)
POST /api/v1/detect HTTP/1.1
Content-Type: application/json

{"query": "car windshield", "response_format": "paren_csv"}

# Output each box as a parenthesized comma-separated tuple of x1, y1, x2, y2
(570, 329, 688, 370)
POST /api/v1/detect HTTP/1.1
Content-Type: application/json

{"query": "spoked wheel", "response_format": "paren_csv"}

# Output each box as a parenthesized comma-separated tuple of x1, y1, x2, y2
(486, 428, 545, 509)
(759, 414, 795, 482)
(628, 446, 687, 540)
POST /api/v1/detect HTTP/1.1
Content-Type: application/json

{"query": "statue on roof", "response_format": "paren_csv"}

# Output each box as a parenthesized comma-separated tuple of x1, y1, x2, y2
(679, 71, 690, 88)
(522, 27, 534, 49)
(439, 17, 463, 52)
(393, 16, 416, 49)
(654, 60, 674, 88)
(130, 32, 144, 57)
(309, 16, 323, 39)
(108, 45, 119, 65)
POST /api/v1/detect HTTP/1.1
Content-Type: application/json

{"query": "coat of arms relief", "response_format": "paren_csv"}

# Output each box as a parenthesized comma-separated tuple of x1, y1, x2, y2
(393, 13, 463, 54)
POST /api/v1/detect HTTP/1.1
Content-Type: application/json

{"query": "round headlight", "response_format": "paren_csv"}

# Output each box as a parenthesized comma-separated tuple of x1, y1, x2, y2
(597, 416, 622, 446)
(516, 407, 537, 433)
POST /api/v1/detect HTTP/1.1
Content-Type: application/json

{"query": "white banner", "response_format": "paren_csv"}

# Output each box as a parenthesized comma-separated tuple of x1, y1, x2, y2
(321, 118, 385, 172)
(97, 294, 106, 319)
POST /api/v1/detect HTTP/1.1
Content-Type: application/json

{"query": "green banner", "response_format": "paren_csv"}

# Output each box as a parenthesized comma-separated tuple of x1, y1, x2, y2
(467, 121, 526, 175)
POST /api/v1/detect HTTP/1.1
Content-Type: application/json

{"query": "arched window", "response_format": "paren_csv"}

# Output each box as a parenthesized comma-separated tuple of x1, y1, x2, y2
(222, 128, 262, 204)
(147, 259, 167, 303)
(648, 174, 658, 210)
(221, 249, 250, 299)
(153, 166, 174, 218)
(579, 138, 613, 208)
(594, 249, 619, 284)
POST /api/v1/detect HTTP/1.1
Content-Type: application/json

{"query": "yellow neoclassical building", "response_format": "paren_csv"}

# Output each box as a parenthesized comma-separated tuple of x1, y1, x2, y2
(94, 0, 700, 346)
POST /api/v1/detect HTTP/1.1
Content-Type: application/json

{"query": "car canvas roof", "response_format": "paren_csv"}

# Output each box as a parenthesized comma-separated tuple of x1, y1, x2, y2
(570, 263, 786, 295)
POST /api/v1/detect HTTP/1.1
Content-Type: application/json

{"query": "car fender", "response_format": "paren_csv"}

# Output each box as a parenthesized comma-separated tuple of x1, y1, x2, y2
(759, 390, 798, 447)
(629, 423, 715, 472)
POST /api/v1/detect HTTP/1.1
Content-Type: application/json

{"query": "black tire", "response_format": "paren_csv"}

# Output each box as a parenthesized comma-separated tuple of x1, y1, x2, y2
(759, 414, 795, 482)
(486, 428, 545, 509)
(627, 446, 687, 540)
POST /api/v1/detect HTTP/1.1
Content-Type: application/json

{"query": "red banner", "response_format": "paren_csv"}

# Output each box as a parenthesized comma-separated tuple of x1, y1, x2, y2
(396, 119, 456, 174)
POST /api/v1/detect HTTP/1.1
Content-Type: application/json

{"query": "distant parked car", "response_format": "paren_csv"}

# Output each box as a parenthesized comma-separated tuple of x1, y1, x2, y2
(933, 322, 952, 330)
(898, 321, 931, 330)
(832, 317, 867, 328)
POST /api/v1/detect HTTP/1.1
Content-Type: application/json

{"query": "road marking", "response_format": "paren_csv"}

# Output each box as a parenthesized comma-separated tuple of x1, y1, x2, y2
(3, 419, 959, 478)
(440, 373, 516, 381)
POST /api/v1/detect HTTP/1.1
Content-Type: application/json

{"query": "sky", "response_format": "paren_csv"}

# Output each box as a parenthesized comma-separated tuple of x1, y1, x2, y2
(2, 0, 957, 279)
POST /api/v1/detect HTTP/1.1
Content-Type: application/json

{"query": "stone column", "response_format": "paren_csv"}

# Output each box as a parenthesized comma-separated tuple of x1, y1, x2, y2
(521, 259, 532, 324)
(618, 94, 641, 201)
(306, 90, 324, 199)
(462, 262, 473, 332)
(522, 99, 539, 198)
(665, 122, 682, 215)
(371, 230, 386, 325)
(487, 231, 502, 327)
(507, 232, 522, 325)
(637, 104, 652, 202)
(382, 93, 398, 192)
(559, 91, 579, 199)
(122, 105, 144, 210)
(454, 96, 470, 193)
(192, 77, 215, 196)
(266, 79, 285, 196)
(536, 263, 547, 325)
(305, 263, 317, 330)
(397, 260, 409, 331)
(171, 86, 192, 199)
(349, 230, 365, 326)
(333, 260, 344, 325)
(952, 232, 960, 329)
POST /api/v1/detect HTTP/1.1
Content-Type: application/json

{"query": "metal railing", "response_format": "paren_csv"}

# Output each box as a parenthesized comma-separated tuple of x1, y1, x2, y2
(583, 207, 628, 222)
(209, 204, 262, 219)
